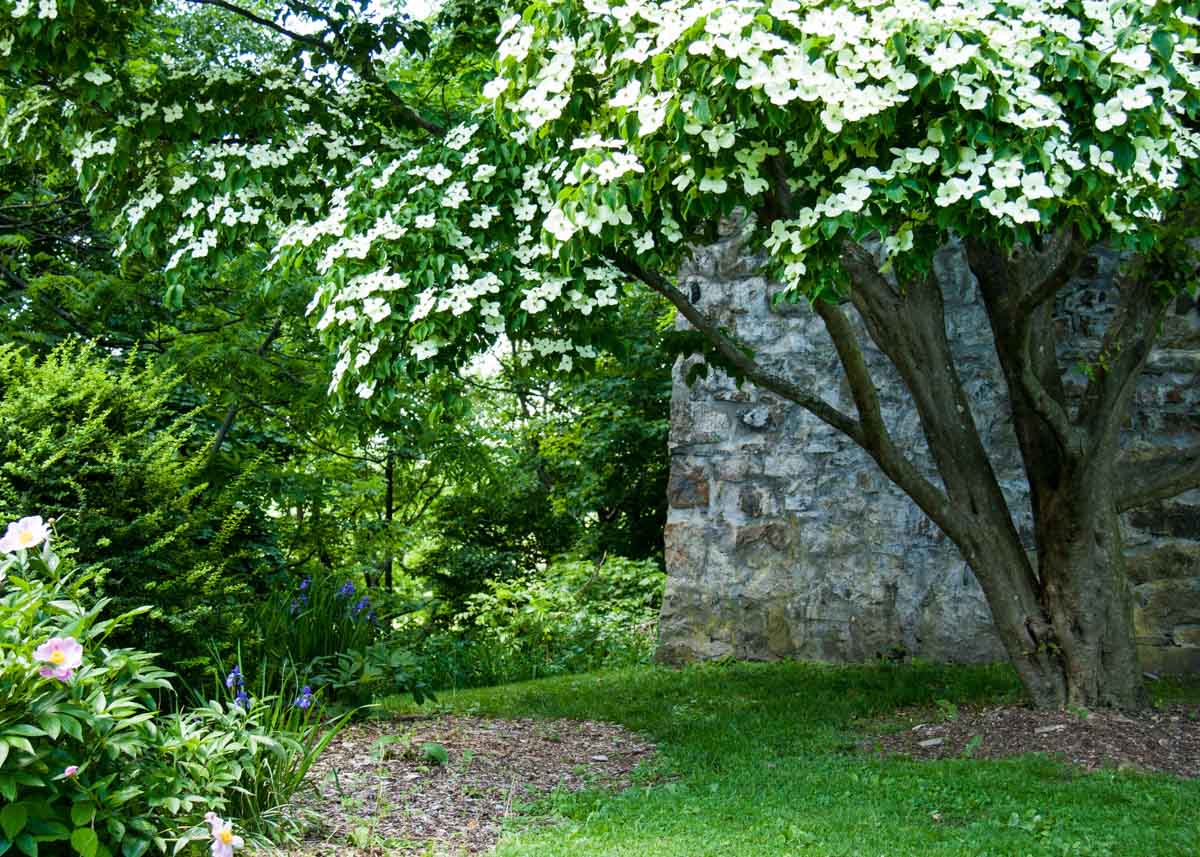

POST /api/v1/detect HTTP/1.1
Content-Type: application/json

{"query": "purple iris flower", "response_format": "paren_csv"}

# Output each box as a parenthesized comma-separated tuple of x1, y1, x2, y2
(294, 685, 314, 710)
(225, 665, 243, 689)
(234, 689, 251, 709)
(337, 581, 355, 599)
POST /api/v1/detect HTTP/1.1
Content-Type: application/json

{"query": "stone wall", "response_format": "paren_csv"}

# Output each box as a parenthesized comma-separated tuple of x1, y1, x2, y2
(657, 224, 1200, 673)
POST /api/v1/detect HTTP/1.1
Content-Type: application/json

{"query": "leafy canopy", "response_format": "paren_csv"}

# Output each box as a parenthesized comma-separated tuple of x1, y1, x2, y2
(1, 0, 1197, 399)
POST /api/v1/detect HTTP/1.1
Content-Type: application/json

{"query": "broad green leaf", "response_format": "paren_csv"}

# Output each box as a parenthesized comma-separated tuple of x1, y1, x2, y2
(69, 804, 94, 829)
(70, 828, 97, 857)
(0, 805, 27, 841)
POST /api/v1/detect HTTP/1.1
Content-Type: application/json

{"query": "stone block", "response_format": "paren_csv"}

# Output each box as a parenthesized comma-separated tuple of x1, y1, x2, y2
(1128, 502, 1200, 540)
(1134, 578, 1200, 633)
(668, 465, 710, 510)
(1137, 644, 1200, 675)
(1126, 543, 1200, 585)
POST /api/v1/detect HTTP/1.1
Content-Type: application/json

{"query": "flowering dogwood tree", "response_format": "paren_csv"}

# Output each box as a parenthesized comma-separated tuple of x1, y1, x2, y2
(4, 0, 1199, 708)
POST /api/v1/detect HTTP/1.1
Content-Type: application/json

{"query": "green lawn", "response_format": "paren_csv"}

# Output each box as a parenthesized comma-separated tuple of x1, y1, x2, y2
(386, 661, 1200, 857)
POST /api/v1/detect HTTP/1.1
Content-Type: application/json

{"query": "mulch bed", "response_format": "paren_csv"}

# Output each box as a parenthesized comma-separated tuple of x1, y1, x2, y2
(264, 700, 1199, 855)
(863, 702, 1200, 779)
(274, 716, 655, 856)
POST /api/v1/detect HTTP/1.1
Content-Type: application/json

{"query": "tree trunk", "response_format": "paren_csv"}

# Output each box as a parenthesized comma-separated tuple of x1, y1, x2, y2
(1031, 464, 1143, 708)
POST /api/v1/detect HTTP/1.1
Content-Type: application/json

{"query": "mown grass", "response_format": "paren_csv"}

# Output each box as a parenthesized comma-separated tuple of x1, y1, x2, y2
(386, 661, 1200, 857)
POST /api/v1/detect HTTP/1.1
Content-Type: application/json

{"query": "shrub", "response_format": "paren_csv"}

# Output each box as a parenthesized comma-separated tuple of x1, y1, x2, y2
(0, 341, 281, 680)
(416, 556, 666, 689)
(0, 520, 342, 856)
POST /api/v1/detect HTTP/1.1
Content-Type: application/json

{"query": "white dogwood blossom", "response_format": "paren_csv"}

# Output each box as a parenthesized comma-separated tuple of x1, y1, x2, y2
(6, 0, 1193, 397)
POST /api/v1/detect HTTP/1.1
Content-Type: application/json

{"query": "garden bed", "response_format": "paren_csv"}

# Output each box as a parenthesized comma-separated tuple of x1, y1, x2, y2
(863, 702, 1200, 779)
(278, 716, 655, 855)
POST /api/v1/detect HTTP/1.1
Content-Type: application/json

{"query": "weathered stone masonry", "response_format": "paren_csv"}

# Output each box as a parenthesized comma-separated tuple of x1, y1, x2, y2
(657, 225, 1200, 673)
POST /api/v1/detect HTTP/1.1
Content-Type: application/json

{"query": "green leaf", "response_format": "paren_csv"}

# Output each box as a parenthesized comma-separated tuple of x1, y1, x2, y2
(28, 820, 68, 841)
(70, 828, 97, 857)
(57, 717, 82, 743)
(0, 805, 27, 841)
(4, 738, 33, 757)
(1150, 30, 1174, 62)
(0, 743, 8, 770)
(120, 839, 149, 857)
(1111, 138, 1135, 171)
(36, 717, 60, 741)
(1, 726, 45, 739)
(69, 804, 94, 829)
(13, 834, 34, 857)
(0, 835, 11, 856)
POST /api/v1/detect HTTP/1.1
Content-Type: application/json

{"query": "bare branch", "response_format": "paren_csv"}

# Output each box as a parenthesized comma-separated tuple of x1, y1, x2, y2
(1116, 444, 1200, 512)
(184, 0, 322, 46)
(1076, 267, 1171, 448)
(812, 299, 886, 441)
(607, 252, 865, 444)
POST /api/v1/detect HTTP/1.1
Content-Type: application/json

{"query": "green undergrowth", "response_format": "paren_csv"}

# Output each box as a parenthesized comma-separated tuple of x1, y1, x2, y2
(384, 661, 1200, 857)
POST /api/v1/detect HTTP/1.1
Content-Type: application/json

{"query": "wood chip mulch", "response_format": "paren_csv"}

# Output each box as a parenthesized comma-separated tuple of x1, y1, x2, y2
(863, 702, 1200, 779)
(270, 715, 655, 856)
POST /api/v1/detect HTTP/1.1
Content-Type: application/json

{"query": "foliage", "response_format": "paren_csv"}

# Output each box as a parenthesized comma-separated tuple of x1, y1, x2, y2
(309, 638, 436, 708)
(229, 565, 439, 710)
(246, 567, 380, 677)
(415, 556, 665, 689)
(386, 662, 1200, 857)
(0, 340, 280, 679)
(0, 534, 344, 857)
(7, 0, 1199, 706)
(530, 290, 673, 561)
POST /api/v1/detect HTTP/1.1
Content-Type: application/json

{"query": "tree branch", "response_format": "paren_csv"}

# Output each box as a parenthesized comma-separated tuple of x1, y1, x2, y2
(607, 252, 865, 444)
(811, 295, 964, 537)
(967, 238, 1081, 455)
(1075, 264, 1171, 449)
(184, 0, 322, 46)
(1011, 226, 1086, 318)
(1116, 444, 1200, 512)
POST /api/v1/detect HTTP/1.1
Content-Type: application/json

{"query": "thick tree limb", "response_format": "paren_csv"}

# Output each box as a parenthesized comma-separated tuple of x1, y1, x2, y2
(1116, 443, 1200, 512)
(811, 295, 964, 538)
(1075, 267, 1170, 449)
(608, 252, 865, 444)
(968, 239, 1082, 455)
(1011, 227, 1086, 318)
(839, 243, 1021, 531)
